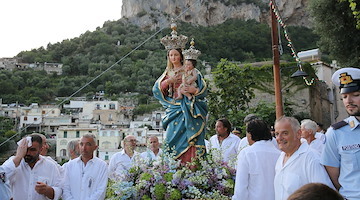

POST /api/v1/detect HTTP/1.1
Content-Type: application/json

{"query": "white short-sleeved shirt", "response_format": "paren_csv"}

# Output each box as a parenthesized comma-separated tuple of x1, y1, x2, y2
(232, 140, 280, 200)
(309, 138, 324, 155)
(62, 156, 108, 200)
(275, 142, 334, 200)
(238, 137, 278, 152)
(140, 149, 163, 163)
(209, 133, 240, 164)
(238, 137, 249, 152)
(321, 116, 360, 199)
(2, 155, 62, 200)
(108, 149, 139, 179)
(315, 132, 326, 143)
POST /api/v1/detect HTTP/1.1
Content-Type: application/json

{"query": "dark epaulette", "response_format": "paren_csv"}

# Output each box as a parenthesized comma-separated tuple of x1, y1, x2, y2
(331, 121, 348, 130)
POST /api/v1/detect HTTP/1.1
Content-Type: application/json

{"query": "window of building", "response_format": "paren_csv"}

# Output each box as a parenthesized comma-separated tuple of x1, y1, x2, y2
(64, 131, 67, 138)
(76, 131, 80, 138)
(24, 117, 28, 121)
(42, 111, 45, 114)
(156, 113, 161, 120)
(102, 141, 110, 149)
(109, 114, 112, 121)
(105, 155, 109, 160)
(60, 149, 67, 157)
(156, 121, 160, 128)
(34, 118, 38, 121)
(109, 103, 115, 110)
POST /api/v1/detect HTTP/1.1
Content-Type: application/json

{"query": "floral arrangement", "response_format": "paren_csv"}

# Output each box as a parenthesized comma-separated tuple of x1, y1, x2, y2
(106, 148, 236, 200)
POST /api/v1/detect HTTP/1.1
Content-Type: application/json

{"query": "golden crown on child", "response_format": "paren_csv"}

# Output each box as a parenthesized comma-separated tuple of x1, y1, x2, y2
(160, 21, 188, 50)
(183, 38, 201, 60)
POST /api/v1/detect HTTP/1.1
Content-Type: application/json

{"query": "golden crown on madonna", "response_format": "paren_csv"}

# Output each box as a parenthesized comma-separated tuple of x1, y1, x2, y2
(182, 38, 201, 60)
(160, 21, 188, 50)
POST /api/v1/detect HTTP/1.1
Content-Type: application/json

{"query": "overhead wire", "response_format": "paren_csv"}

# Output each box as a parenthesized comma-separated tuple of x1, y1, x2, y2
(0, 1, 200, 148)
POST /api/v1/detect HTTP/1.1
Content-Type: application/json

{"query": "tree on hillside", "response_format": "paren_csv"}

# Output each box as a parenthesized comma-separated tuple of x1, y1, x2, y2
(206, 60, 315, 137)
(309, 0, 360, 67)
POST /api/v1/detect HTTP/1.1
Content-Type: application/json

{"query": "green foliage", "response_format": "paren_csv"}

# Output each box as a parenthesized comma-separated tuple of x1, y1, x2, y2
(154, 183, 166, 200)
(340, 0, 360, 29)
(0, 117, 14, 136)
(206, 61, 315, 137)
(309, 0, 360, 67)
(133, 103, 162, 117)
(207, 59, 255, 128)
(0, 137, 10, 153)
(4, 130, 16, 138)
(0, 19, 318, 105)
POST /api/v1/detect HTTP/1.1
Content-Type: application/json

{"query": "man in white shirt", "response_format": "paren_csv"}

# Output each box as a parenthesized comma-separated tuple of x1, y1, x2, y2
(2, 134, 62, 200)
(237, 114, 260, 151)
(274, 116, 334, 200)
(140, 136, 163, 164)
(108, 135, 139, 180)
(233, 119, 280, 200)
(300, 119, 324, 155)
(32, 133, 64, 176)
(62, 133, 108, 200)
(209, 118, 240, 166)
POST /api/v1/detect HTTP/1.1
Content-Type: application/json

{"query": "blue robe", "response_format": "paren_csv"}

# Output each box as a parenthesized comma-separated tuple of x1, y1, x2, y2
(152, 69, 208, 159)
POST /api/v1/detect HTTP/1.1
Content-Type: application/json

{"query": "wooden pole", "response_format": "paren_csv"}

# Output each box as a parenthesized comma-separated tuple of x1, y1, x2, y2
(270, 4, 284, 119)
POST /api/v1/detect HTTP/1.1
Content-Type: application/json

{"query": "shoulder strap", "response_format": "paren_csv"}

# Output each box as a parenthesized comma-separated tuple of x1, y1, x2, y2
(331, 120, 348, 130)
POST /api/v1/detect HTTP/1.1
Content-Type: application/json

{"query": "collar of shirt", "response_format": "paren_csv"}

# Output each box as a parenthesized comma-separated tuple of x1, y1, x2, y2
(252, 140, 273, 147)
(217, 133, 237, 142)
(23, 155, 45, 169)
(75, 156, 95, 165)
(119, 149, 139, 156)
(282, 142, 309, 168)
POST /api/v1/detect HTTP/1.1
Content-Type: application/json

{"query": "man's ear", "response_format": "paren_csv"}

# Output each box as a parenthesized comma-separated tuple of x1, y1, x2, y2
(296, 129, 302, 139)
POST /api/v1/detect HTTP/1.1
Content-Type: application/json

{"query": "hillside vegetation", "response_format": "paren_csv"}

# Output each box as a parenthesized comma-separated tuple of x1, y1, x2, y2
(1, 19, 319, 104)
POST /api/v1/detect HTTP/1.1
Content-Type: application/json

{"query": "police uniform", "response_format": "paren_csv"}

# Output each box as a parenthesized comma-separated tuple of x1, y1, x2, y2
(321, 67, 360, 200)
(0, 166, 11, 200)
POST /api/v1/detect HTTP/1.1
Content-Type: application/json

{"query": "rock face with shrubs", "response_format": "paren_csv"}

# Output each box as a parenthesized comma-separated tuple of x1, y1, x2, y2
(106, 147, 236, 200)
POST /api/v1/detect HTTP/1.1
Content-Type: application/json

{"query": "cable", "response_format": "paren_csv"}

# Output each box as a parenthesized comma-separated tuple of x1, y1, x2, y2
(0, 1, 199, 148)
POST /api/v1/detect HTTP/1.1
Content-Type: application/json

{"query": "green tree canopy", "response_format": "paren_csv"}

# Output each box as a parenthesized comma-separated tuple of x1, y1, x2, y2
(309, 0, 360, 67)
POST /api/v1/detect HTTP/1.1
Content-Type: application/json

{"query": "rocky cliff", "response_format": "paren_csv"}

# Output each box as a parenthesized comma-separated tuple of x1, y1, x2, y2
(121, 0, 311, 29)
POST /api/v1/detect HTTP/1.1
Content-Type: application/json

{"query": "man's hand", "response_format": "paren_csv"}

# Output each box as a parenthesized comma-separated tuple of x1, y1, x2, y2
(35, 182, 55, 199)
(13, 138, 28, 167)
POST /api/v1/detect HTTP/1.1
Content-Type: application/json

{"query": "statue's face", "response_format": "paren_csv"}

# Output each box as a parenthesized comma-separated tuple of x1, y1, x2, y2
(168, 49, 182, 65)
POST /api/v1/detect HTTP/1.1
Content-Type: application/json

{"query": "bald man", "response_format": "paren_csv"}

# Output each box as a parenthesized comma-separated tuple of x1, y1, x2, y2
(108, 135, 139, 180)
(140, 136, 163, 164)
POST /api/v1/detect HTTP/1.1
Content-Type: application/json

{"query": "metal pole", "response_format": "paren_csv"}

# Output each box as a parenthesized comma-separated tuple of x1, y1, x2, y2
(270, 4, 284, 119)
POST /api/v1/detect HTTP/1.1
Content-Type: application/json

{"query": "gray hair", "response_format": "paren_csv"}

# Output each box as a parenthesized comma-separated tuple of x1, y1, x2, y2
(301, 119, 317, 134)
(67, 139, 79, 156)
(244, 114, 260, 124)
(81, 133, 97, 144)
(275, 116, 300, 133)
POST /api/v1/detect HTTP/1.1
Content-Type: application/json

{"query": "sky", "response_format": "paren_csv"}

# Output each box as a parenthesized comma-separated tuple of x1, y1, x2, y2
(0, 0, 123, 58)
